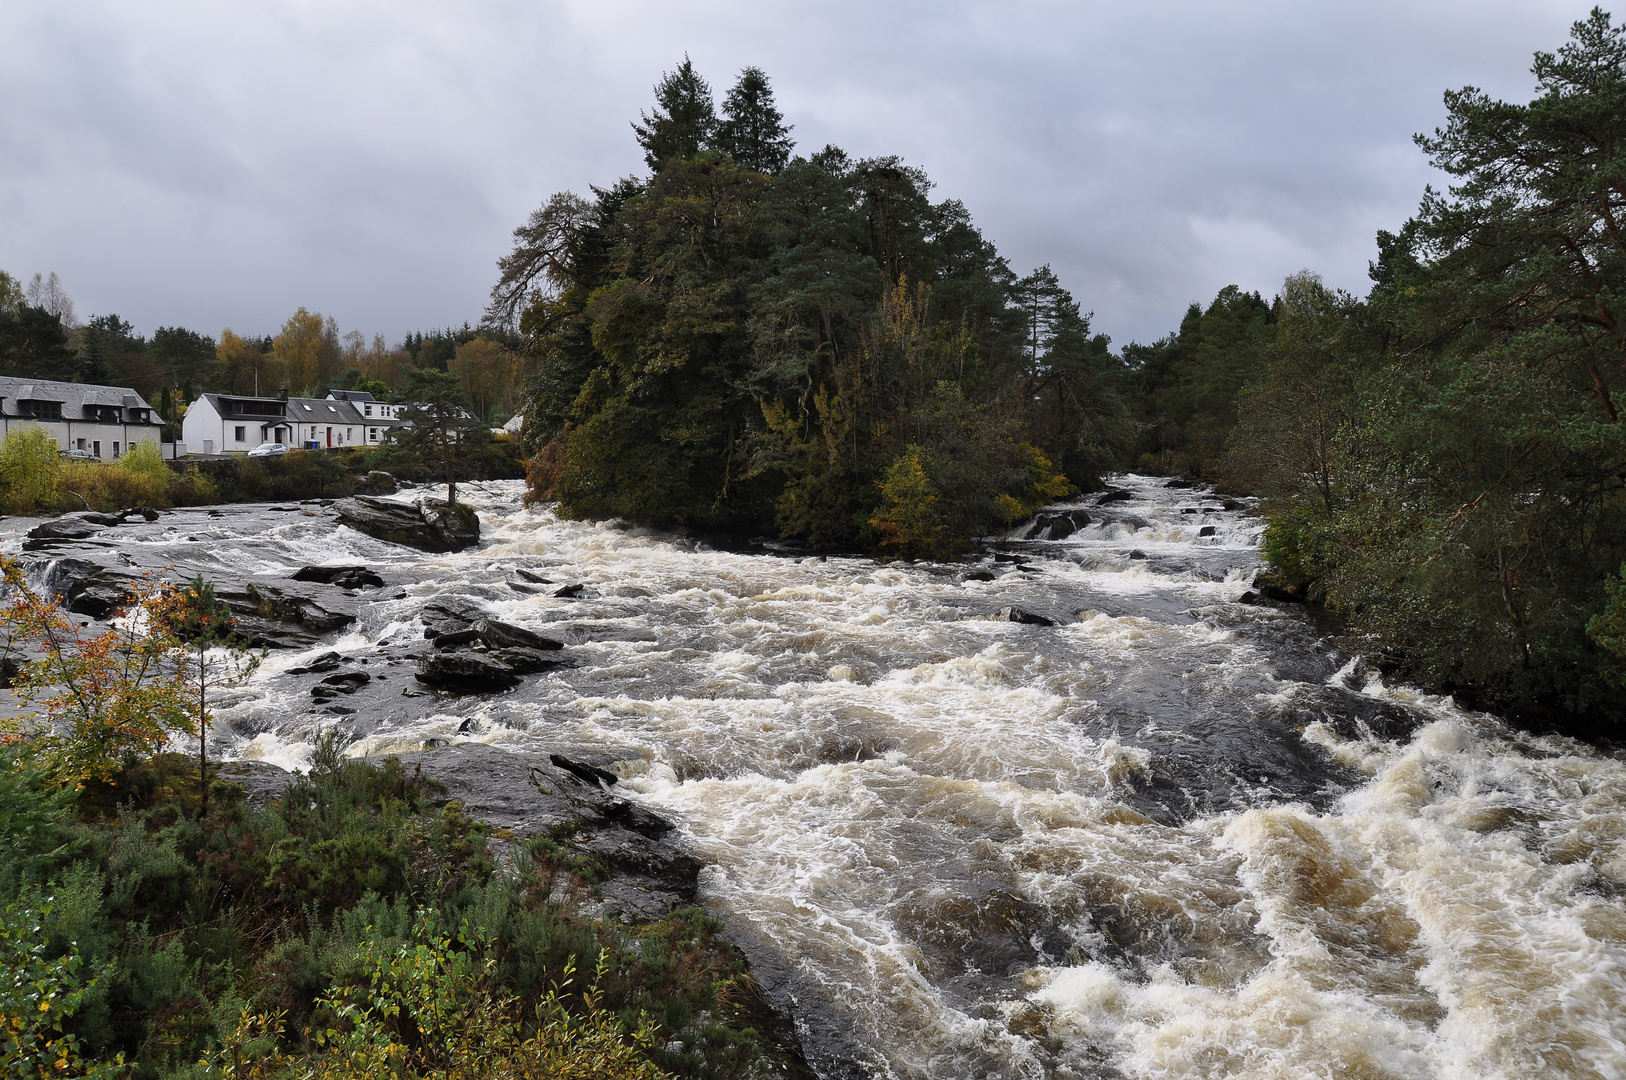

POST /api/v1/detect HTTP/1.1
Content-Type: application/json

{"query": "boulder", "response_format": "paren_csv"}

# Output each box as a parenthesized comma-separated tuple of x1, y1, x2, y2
(41, 558, 131, 618)
(1096, 490, 1133, 505)
(215, 760, 295, 807)
(1024, 510, 1088, 541)
(333, 495, 480, 553)
(514, 568, 553, 584)
(420, 596, 492, 640)
(291, 565, 385, 589)
(961, 569, 996, 583)
(551, 753, 618, 787)
(238, 581, 358, 634)
(999, 606, 1056, 626)
(490, 647, 572, 674)
(1251, 573, 1307, 604)
(415, 650, 523, 691)
(25, 516, 108, 544)
(553, 583, 586, 598)
(432, 618, 564, 653)
(287, 651, 344, 675)
(363, 470, 397, 494)
(1198, 526, 1217, 537)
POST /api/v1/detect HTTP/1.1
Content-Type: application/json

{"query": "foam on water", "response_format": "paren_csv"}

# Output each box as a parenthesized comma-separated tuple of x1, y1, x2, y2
(138, 476, 1625, 1078)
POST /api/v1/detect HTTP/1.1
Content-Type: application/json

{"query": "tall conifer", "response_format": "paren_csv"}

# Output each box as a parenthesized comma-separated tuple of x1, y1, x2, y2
(716, 66, 794, 174)
(632, 57, 716, 172)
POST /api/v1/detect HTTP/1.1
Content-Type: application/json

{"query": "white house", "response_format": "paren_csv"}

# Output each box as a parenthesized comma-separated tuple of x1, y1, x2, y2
(321, 390, 411, 447)
(0, 376, 162, 459)
(181, 388, 413, 454)
(181, 391, 296, 455)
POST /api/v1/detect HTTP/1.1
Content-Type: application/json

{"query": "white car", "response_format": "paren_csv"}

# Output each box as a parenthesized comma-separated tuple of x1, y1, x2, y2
(247, 442, 289, 457)
(59, 448, 97, 461)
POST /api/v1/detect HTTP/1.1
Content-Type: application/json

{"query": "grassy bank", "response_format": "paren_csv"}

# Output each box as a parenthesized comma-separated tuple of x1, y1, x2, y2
(0, 747, 802, 1080)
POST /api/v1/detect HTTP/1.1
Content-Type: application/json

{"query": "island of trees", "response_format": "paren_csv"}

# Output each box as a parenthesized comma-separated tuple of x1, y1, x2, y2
(491, 17, 1626, 734)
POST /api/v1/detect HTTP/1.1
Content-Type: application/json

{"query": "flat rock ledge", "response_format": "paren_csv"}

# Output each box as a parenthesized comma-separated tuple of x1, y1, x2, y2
(220, 742, 696, 922)
(333, 495, 480, 552)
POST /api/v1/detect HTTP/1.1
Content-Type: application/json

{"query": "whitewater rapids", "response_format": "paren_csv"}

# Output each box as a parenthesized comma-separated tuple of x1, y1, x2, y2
(26, 475, 1625, 1079)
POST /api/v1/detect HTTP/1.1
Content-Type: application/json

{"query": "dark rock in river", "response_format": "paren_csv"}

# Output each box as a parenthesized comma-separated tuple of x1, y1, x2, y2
(1024, 510, 1088, 541)
(420, 596, 492, 640)
(239, 581, 358, 634)
(1198, 526, 1217, 537)
(553, 583, 586, 598)
(999, 606, 1057, 626)
(961, 569, 996, 583)
(1251, 572, 1306, 604)
(1097, 490, 1133, 505)
(551, 752, 618, 787)
(514, 568, 553, 584)
(362, 470, 397, 494)
(415, 650, 524, 691)
(25, 515, 108, 544)
(292, 565, 385, 589)
(287, 651, 344, 674)
(489, 647, 571, 674)
(42, 558, 131, 617)
(433, 618, 564, 653)
(333, 495, 480, 552)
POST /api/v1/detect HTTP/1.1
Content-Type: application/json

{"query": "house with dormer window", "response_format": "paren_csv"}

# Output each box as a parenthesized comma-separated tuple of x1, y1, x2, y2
(0, 376, 162, 459)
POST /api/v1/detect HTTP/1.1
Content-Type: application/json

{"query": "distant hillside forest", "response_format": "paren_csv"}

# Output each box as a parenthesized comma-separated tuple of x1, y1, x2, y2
(496, 16, 1626, 731)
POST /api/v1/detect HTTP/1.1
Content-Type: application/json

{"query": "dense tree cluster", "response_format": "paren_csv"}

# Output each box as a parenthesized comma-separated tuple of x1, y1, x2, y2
(1117, 10, 1626, 730)
(495, 63, 1123, 556)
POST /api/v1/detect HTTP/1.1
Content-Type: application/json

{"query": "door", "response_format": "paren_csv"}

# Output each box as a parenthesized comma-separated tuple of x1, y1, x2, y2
(325, 426, 332, 447)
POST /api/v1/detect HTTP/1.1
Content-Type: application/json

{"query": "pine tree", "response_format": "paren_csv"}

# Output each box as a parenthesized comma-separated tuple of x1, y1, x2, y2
(716, 66, 793, 174)
(632, 57, 716, 172)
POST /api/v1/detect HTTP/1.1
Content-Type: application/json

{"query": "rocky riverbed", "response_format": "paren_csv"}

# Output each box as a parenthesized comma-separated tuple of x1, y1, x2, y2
(6, 479, 1625, 1079)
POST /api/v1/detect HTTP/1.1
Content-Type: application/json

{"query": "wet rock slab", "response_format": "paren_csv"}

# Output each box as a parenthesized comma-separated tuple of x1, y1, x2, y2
(333, 495, 480, 552)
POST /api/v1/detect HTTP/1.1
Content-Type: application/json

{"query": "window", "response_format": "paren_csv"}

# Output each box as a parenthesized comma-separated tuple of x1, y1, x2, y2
(92, 440, 101, 458)
(364, 404, 373, 416)
(368, 428, 378, 441)
(346, 427, 353, 440)
(112, 442, 120, 459)
(21, 400, 63, 420)
(234, 426, 246, 442)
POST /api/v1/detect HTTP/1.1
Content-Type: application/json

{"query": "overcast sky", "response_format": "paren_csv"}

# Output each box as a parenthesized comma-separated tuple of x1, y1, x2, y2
(0, 1, 1592, 349)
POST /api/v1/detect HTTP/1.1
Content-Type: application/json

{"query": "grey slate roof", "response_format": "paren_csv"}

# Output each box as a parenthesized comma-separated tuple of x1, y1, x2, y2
(0, 375, 158, 421)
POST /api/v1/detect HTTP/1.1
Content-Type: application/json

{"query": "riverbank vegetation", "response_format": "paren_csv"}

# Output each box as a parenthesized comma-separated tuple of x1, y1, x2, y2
(0, 433, 523, 516)
(0, 558, 791, 1080)
(1121, 12, 1626, 733)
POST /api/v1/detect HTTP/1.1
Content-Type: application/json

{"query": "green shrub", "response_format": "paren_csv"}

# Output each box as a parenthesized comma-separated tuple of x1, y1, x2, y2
(0, 428, 63, 515)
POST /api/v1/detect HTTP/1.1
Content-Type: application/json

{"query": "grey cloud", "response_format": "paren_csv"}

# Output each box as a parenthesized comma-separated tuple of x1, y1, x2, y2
(0, 0, 1591, 346)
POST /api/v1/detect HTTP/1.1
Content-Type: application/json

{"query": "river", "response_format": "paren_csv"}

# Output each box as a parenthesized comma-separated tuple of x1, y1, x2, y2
(17, 475, 1626, 1079)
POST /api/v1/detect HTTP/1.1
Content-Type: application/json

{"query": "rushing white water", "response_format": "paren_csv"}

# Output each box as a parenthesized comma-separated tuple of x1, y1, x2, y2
(17, 476, 1622, 1078)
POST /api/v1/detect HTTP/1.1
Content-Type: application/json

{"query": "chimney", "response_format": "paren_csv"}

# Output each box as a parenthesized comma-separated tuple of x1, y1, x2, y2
(278, 384, 289, 402)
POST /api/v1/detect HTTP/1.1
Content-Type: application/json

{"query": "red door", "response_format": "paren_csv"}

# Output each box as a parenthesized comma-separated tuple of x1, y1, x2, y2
(325, 427, 332, 447)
